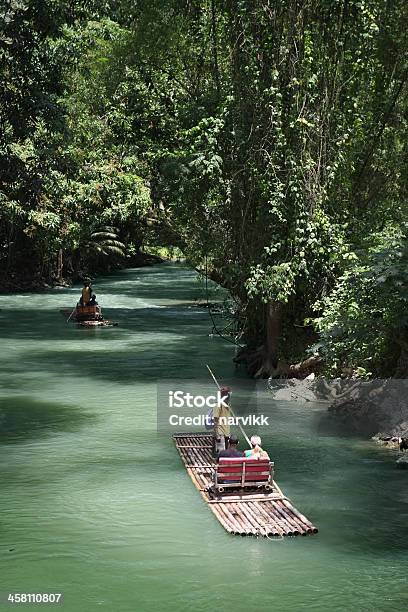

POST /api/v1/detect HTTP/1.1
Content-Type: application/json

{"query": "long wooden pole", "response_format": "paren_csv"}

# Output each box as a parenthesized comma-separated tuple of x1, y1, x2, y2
(67, 305, 76, 322)
(206, 364, 251, 446)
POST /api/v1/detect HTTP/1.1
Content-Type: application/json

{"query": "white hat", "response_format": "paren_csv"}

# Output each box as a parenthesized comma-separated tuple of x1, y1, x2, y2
(250, 435, 262, 446)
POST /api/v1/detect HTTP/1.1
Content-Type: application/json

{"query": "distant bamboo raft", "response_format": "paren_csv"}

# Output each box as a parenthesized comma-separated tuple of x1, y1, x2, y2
(173, 432, 318, 537)
(59, 309, 117, 327)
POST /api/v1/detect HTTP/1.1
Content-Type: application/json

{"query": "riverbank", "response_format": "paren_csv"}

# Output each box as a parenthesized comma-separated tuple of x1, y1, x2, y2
(269, 377, 408, 458)
(0, 251, 163, 294)
(325, 381, 408, 441)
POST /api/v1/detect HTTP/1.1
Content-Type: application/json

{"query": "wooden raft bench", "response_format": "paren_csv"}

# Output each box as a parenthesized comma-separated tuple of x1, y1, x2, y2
(213, 458, 274, 493)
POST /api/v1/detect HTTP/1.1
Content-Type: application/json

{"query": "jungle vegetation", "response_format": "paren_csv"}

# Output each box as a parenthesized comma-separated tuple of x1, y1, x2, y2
(1, 0, 408, 377)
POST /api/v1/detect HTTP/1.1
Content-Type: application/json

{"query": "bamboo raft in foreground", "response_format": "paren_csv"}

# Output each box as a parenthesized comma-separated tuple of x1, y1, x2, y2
(173, 432, 318, 537)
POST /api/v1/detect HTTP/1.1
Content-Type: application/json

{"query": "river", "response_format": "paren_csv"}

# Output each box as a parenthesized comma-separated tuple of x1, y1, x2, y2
(0, 263, 407, 611)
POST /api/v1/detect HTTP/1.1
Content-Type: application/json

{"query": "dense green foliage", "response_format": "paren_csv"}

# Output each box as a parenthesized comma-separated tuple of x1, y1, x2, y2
(317, 226, 408, 377)
(0, 1, 151, 285)
(1, 0, 407, 376)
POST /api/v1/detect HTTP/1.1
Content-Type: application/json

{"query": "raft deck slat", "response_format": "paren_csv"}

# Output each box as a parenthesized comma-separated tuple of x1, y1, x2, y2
(173, 432, 318, 537)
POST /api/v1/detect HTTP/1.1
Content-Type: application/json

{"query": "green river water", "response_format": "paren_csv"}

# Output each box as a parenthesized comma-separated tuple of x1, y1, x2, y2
(0, 263, 407, 612)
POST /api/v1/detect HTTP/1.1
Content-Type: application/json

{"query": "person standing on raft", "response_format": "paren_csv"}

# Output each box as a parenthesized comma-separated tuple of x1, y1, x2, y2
(80, 280, 92, 306)
(213, 386, 233, 454)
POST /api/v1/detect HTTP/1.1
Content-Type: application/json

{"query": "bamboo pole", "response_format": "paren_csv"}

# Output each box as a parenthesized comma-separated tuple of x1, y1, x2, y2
(216, 503, 244, 534)
(252, 502, 284, 537)
(66, 305, 77, 322)
(279, 500, 318, 533)
(272, 502, 301, 536)
(239, 502, 264, 535)
(246, 502, 271, 535)
(230, 503, 252, 534)
(258, 501, 291, 535)
(210, 506, 234, 533)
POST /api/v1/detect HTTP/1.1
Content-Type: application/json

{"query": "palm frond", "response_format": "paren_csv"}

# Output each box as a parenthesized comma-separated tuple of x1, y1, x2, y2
(90, 232, 119, 240)
(98, 239, 126, 248)
(79, 225, 126, 260)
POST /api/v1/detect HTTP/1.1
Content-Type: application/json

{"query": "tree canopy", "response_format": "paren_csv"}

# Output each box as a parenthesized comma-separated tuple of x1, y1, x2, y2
(1, 0, 407, 377)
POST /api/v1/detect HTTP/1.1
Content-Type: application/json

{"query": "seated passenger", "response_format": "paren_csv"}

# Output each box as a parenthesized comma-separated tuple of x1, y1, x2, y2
(244, 435, 270, 460)
(90, 294, 98, 305)
(217, 435, 244, 460)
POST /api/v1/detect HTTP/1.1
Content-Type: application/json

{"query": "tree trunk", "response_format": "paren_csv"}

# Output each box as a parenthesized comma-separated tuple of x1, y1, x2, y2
(252, 301, 282, 378)
(57, 248, 63, 281)
(265, 300, 281, 365)
(210, 0, 220, 97)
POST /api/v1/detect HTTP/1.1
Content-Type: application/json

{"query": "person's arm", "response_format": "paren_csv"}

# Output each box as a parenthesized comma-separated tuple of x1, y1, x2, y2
(261, 449, 270, 460)
(213, 404, 220, 436)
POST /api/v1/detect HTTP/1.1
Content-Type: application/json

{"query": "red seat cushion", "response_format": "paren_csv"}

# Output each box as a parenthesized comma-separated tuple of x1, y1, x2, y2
(217, 459, 271, 483)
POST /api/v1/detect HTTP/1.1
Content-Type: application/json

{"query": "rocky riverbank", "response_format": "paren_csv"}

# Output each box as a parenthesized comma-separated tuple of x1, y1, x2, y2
(268, 377, 408, 466)
(326, 382, 408, 440)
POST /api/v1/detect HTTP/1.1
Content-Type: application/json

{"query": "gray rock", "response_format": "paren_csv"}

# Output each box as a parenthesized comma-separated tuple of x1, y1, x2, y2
(396, 456, 408, 469)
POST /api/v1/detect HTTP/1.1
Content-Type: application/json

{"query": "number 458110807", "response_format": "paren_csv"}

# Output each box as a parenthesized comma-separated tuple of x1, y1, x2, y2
(7, 593, 63, 604)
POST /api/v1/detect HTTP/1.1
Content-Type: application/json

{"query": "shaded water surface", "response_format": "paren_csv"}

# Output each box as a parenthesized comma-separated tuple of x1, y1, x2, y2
(0, 264, 407, 611)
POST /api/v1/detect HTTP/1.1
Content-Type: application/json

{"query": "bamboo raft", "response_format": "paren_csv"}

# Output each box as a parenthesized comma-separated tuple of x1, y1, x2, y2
(60, 308, 117, 327)
(76, 319, 118, 328)
(173, 432, 318, 537)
